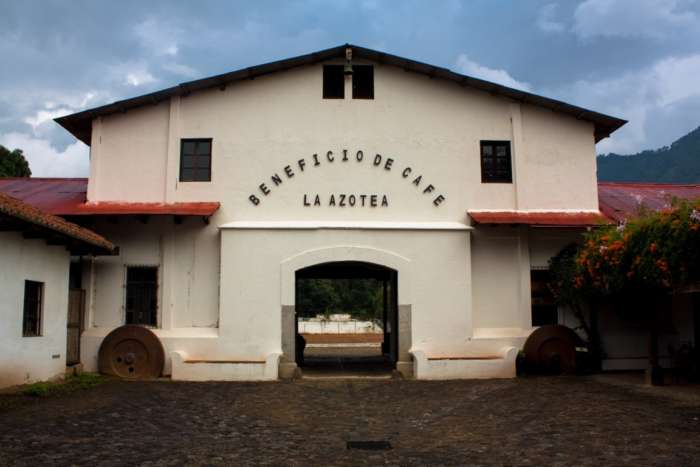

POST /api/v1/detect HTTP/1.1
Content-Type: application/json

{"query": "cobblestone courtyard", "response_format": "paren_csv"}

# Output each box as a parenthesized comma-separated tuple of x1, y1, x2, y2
(2, 376, 700, 466)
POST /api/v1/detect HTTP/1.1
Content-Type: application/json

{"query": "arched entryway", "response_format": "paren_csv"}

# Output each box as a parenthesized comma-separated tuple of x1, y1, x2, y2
(279, 246, 413, 379)
(294, 261, 398, 376)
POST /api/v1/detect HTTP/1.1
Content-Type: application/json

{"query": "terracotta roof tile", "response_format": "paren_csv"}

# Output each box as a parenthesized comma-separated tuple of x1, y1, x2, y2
(0, 178, 219, 216)
(598, 182, 700, 222)
(0, 191, 115, 253)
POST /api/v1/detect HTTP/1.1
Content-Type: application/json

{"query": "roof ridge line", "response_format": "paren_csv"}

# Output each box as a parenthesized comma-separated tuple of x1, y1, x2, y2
(54, 44, 626, 146)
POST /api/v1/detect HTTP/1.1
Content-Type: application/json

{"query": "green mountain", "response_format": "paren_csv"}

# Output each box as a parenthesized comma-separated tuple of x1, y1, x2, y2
(597, 126, 700, 183)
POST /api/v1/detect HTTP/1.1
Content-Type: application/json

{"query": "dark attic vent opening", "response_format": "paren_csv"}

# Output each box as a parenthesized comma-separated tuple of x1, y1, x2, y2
(352, 65, 374, 99)
(323, 65, 344, 99)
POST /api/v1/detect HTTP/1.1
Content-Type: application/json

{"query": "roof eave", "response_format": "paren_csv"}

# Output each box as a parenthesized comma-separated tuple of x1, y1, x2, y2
(54, 43, 627, 146)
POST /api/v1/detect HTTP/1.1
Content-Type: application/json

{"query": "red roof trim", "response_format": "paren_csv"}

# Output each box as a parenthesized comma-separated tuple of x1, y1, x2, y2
(468, 211, 611, 227)
(64, 202, 221, 216)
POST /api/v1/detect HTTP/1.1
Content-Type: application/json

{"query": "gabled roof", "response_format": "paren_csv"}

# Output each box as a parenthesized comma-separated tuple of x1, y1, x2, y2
(55, 44, 626, 145)
(598, 182, 700, 222)
(0, 191, 116, 255)
(0, 178, 220, 217)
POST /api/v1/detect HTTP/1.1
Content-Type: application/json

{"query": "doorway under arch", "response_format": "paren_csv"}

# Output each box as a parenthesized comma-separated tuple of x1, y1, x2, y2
(294, 261, 398, 377)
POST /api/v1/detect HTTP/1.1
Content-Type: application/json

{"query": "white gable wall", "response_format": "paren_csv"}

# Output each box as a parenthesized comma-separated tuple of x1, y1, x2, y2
(87, 60, 598, 219)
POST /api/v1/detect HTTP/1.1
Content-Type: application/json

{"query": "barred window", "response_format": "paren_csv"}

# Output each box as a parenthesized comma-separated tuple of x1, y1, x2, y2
(23, 280, 43, 337)
(125, 266, 158, 326)
(480, 141, 512, 183)
(180, 139, 212, 182)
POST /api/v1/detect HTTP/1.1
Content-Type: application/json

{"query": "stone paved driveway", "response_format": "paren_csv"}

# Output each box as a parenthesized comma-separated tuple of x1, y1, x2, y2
(1, 376, 700, 466)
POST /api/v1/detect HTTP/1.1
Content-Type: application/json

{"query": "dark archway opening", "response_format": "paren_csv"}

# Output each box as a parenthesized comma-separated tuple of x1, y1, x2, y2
(295, 261, 398, 377)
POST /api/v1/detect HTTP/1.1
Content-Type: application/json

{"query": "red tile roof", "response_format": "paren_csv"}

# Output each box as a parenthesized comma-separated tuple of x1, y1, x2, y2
(0, 191, 115, 254)
(0, 178, 220, 217)
(468, 211, 610, 227)
(598, 182, 700, 222)
(0, 178, 88, 215)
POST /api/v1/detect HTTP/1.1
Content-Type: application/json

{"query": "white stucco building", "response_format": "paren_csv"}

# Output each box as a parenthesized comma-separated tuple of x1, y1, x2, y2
(5, 45, 636, 381)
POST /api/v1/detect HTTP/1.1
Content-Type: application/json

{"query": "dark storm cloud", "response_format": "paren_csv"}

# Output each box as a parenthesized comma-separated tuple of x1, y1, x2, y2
(1, 0, 699, 175)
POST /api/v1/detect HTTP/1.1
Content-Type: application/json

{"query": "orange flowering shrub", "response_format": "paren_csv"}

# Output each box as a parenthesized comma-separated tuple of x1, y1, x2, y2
(570, 198, 700, 296)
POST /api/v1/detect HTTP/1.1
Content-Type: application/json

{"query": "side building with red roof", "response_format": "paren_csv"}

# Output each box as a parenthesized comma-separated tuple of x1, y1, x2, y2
(0, 192, 115, 388)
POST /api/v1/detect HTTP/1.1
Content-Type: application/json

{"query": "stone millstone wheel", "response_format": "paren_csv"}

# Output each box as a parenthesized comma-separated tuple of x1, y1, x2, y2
(523, 325, 580, 375)
(98, 325, 164, 379)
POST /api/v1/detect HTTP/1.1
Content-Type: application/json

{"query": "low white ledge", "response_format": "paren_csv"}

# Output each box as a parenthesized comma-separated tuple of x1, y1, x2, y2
(468, 209, 602, 214)
(171, 351, 281, 381)
(219, 221, 472, 231)
(411, 347, 518, 380)
(82, 327, 219, 338)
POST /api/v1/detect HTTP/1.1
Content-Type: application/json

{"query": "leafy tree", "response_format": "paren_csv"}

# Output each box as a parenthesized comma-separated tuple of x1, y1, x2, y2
(548, 244, 602, 368)
(551, 197, 700, 383)
(574, 198, 700, 295)
(296, 278, 384, 323)
(0, 145, 31, 177)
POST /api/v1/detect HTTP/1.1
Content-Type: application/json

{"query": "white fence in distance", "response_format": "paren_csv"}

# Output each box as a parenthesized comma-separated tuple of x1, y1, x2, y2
(298, 314, 383, 334)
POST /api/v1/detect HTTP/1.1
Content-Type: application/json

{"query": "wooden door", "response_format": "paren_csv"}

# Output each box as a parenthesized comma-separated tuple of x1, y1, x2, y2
(66, 289, 85, 366)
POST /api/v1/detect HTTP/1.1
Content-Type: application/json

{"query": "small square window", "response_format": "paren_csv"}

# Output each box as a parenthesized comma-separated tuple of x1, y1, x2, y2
(352, 65, 374, 99)
(480, 141, 512, 183)
(180, 139, 212, 182)
(323, 65, 344, 99)
(23, 280, 43, 337)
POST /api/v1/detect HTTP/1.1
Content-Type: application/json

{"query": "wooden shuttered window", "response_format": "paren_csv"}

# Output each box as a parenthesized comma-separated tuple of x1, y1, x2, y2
(480, 141, 513, 183)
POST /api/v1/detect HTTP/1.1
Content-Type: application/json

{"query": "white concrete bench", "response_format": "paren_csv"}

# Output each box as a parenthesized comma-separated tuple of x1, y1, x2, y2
(410, 347, 518, 380)
(170, 351, 281, 381)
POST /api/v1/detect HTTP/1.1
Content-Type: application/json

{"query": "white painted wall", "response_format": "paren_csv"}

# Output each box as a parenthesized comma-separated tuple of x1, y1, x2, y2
(84, 216, 219, 331)
(0, 232, 70, 388)
(220, 226, 472, 359)
(597, 294, 696, 370)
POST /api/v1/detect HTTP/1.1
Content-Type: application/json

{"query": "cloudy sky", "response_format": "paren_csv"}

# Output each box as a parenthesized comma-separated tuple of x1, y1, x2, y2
(2, 0, 700, 176)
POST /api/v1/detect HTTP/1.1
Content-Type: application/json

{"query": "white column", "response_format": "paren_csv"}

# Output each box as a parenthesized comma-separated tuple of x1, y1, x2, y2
(159, 230, 176, 330)
(509, 102, 525, 210)
(517, 226, 533, 330)
(164, 96, 181, 202)
(86, 117, 102, 202)
(464, 230, 474, 338)
(83, 256, 97, 328)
